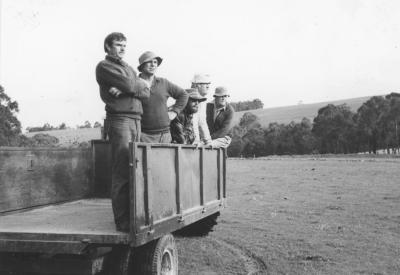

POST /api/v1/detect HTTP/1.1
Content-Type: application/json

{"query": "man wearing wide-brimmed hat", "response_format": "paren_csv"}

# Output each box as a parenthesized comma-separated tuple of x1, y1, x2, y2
(138, 51, 188, 143)
(191, 73, 212, 145)
(170, 88, 206, 144)
(206, 86, 234, 147)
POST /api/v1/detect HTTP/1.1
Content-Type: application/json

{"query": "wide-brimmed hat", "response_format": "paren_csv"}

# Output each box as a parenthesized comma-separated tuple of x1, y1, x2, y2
(186, 88, 207, 102)
(191, 74, 211, 84)
(213, 86, 229, 97)
(137, 51, 163, 71)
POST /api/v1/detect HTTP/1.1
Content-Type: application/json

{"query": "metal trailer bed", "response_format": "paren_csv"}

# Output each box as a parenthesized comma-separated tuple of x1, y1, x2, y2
(0, 141, 227, 274)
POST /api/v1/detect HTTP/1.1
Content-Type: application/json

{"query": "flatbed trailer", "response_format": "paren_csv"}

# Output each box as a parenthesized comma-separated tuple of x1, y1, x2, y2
(0, 141, 227, 274)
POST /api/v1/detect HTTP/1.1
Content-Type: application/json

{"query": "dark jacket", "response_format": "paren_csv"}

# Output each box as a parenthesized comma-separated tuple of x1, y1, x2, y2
(96, 55, 149, 118)
(206, 103, 234, 139)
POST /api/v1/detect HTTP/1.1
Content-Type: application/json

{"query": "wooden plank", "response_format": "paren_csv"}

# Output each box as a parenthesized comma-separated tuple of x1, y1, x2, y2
(91, 140, 111, 197)
(0, 252, 105, 274)
(0, 240, 88, 254)
(223, 148, 227, 199)
(203, 149, 219, 202)
(217, 149, 222, 200)
(200, 147, 204, 206)
(133, 201, 223, 246)
(129, 142, 137, 238)
(0, 148, 92, 213)
(0, 199, 129, 248)
(175, 146, 183, 214)
(144, 145, 153, 227)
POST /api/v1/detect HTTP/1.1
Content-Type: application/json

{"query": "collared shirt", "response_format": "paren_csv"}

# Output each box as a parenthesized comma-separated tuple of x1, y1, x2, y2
(213, 105, 227, 122)
(193, 100, 212, 143)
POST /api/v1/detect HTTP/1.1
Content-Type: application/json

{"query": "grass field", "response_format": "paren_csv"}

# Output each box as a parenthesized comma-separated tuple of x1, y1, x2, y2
(177, 156, 400, 274)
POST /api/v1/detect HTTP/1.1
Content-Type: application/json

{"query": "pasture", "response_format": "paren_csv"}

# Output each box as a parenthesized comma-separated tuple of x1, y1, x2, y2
(177, 156, 400, 274)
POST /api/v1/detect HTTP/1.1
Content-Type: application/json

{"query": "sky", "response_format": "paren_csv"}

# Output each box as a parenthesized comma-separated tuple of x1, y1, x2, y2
(1, 0, 400, 129)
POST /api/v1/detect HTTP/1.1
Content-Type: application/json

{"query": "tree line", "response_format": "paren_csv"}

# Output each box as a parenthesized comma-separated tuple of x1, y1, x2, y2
(2, 83, 400, 153)
(230, 98, 264, 112)
(228, 93, 400, 157)
(26, 121, 102, 132)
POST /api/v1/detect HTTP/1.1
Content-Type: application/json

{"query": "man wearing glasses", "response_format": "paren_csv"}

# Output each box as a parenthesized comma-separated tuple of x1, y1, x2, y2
(191, 74, 212, 145)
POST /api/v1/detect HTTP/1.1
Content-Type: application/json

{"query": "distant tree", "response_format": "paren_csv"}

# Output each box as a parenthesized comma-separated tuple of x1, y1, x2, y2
(381, 93, 400, 153)
(241, 126, 265, 157)
(289, 118, 316, 154)
(264, 122, 285, 155)
(356, 96, 388, 154)
(93, 121, 102, 128)
(312, 104, 356, 154)
(228, 112, 264, 157)
(28, 133, 59, 147)
(263, 118, 316, 155)
(26, 122, 57, 132)
(239, 112, 261, 129)
(230, 98, 264, 112)
(59, 122, 67, 130)
(78, 121, 92, 129)
(0, 85, 22, 146)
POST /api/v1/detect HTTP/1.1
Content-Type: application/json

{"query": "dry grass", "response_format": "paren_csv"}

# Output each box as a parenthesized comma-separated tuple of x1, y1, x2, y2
(25, 128, 101, 146)
(177, 157, 400, 274)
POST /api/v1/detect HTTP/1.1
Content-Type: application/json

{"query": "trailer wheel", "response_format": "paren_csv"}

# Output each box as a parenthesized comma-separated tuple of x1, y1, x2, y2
(101, 246, 133, 275)
(133, 234, 178, 275)
(175, 212, 220, 237)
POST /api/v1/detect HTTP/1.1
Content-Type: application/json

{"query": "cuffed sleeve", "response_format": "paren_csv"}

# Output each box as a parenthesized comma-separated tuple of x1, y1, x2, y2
(198, 102, 212, 142)
(96, 62, 150, 99)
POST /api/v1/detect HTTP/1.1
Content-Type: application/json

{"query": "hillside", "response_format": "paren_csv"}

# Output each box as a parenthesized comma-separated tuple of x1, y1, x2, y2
(232, 95, 375, 127)
(25, 95, 377, 146)
(25, 127, 102, 147)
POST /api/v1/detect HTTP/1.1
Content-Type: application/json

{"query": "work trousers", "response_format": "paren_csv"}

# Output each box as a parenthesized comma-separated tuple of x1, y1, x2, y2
(107, 116, 141, 231)
(140, 131, 172, 143)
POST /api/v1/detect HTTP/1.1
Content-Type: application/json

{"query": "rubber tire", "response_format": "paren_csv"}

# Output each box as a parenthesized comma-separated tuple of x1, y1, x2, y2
(175, 212, 220, 237)
(133, 234, 178, 275)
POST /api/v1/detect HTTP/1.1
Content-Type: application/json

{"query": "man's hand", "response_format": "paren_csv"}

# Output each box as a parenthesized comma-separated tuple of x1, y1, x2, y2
(168, 111, 177, 121)
(192, 140, 204, 149)
(109, 87, 122, 98)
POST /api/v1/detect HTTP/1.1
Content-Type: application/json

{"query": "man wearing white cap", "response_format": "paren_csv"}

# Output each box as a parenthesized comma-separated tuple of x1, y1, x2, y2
(206, 86, 234, 148)
(191, 73, 212, 145)
(137, 51, 188, 143)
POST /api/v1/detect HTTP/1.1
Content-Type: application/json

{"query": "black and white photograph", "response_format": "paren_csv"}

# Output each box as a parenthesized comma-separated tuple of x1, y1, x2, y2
(0, 0, 399, 274)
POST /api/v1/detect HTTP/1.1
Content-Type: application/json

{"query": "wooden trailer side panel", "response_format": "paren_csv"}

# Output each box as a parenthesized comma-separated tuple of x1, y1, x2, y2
(130, 143, 226, 246)
(0, 148, 93, 213)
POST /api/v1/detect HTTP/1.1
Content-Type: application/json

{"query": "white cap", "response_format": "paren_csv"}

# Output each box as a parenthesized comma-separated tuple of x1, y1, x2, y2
(191, 73, 211, 84)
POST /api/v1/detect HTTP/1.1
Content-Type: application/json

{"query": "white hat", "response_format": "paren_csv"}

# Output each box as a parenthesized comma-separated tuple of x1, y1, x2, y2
(191, 73, 211, 84)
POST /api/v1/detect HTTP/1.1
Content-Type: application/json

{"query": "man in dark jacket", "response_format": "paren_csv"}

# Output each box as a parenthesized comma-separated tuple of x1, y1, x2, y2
(170, 88, 206, 144)
(206, 87, 234, 138)
(95, 32, 149, 232)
